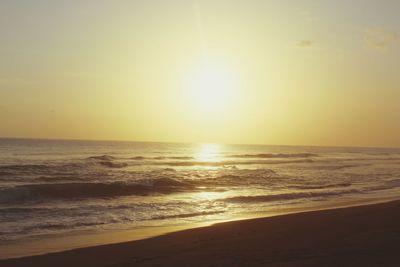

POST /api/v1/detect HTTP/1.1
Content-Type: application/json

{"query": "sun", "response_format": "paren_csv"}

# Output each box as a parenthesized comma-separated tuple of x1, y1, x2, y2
(185, 60, 238, 113)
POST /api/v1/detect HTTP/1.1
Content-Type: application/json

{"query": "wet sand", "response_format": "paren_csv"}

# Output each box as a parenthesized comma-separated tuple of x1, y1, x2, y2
(1, 200, 400, 267)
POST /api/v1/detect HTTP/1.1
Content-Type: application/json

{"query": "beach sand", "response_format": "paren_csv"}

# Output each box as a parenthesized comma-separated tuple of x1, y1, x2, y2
(1, 200, 400, 267)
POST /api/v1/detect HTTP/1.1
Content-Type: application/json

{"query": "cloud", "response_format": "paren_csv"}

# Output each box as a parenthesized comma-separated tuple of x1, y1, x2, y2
(296, 40, 314, 48)
(364, 27, 398, 49)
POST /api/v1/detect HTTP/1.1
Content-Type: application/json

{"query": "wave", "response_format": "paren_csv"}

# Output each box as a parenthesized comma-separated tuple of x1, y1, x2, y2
(223, 190, 358, 203)
(291, 182, 353, 190)
(150, 210, 225, 220)
(0, 207, 53, 213)
(362, 180, 400, 192)
(363, 152, 400, 156)
(312, 164, 372, 171)
(89, 155, 196, 162)
(230, 153, 318, 159)
(0, 164, 54, 172)
(87, 155, 115, 161)
(0, 161, 126, 178)
(131, 156, 146, 160)
(169, 156, 195, 160)
(97, 161, 128, 168)
(157, 159, 313, 167)
(0, 155, 315, 176)
(131, 156, 194, 160)
(22, 220, 109, 232)
(0, 207, 54, 222)
(0, 179, 196, 203)
(0, 171, 12, 177)
(87, 155, 129, 168)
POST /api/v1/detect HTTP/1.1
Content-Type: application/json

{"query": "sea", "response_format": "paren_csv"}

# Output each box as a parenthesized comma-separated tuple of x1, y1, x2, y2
(1, 138, 400, 255)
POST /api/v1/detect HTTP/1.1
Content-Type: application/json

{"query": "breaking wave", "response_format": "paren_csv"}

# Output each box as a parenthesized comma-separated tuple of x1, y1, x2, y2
(230, 153, 318, 159)
(87, 155, 116, 161)
(0, 178, 196, 203)
(291, 182, 353, 190)
(0, 155, 316, 177)
(223, 190, 359, 203)
(131, 156, 194, 160)
(150, 210, 225, 220)
(157, 159, 313, 167)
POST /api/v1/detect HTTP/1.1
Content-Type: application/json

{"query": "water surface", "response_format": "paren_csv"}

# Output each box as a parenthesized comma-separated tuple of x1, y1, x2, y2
(1, 139, 400, 251)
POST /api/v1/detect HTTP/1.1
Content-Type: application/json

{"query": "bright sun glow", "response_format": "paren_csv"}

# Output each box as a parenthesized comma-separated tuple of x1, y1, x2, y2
(195, 143, 221, 162)
(195, 191, 224, 201)
(186, 60, 238, 112)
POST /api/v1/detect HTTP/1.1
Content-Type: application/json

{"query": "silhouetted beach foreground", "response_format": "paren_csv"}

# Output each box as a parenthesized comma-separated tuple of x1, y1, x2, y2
(1, 201, 400, 267)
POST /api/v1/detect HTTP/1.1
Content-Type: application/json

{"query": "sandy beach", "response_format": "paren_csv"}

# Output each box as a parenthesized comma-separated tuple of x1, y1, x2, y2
(1, 200, 399, 267)
(2, 0, 400, 265)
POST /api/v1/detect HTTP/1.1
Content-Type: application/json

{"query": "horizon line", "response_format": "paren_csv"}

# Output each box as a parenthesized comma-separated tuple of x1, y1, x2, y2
(0, 136, 399, 150)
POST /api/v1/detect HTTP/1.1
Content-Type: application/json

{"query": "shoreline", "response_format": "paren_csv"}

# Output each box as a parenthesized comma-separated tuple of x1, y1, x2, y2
(1, 199, 400, 266)
(1, 195, 398, 260)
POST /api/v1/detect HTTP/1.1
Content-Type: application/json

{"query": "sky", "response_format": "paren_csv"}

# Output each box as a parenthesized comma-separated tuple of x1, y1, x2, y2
(1, 0, 400, 147)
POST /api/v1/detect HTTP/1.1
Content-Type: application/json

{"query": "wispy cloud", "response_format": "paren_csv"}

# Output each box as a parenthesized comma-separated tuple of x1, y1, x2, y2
(364, 27, 398, 50)
(296, 40, 314, 48)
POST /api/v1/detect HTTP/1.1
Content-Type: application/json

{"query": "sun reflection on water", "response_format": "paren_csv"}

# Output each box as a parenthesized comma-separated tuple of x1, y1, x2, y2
(195, 191, 224, 201)
(195, 143, 221, 162)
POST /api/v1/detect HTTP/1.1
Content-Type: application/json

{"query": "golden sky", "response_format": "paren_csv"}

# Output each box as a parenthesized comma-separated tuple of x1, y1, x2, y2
(1, 0, 400, 147)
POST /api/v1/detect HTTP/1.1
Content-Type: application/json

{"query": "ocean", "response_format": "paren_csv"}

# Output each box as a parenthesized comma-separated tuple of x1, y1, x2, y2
(1, 138, 400, 253)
